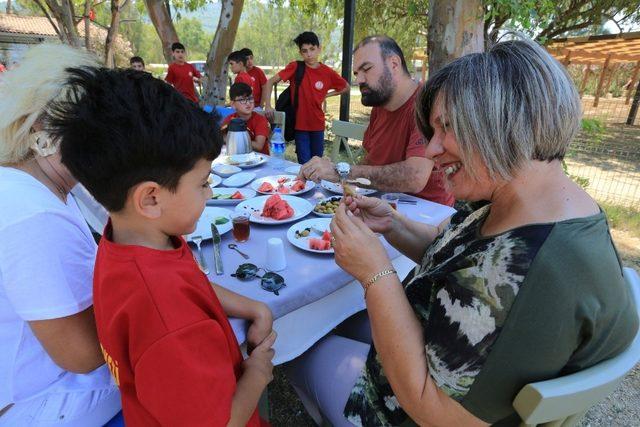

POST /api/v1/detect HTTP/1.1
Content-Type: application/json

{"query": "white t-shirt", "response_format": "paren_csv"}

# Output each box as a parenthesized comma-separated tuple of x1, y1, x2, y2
(0, 166, 112, 408)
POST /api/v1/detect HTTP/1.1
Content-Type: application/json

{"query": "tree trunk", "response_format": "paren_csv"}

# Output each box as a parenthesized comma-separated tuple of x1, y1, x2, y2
(6, 0, 13, 14)
(144, 0, 179, 63)
(427, 0, 484, 76)
(201, 0, 244, 106)
(104, 0, 122, 67)
(84, 0, 92, 50)
(44, 0, 82, 47)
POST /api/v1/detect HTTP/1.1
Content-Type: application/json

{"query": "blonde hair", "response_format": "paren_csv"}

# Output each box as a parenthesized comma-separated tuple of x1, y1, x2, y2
(0, 43, 98, 165)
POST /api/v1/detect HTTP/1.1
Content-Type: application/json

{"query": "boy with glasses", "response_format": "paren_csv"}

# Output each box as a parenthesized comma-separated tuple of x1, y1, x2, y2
(221, 83, 271, 155)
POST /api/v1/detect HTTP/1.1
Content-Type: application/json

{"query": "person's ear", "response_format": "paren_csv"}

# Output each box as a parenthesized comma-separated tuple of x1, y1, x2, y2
(388, 54, 401, 73)
(131, 181, 163, 219)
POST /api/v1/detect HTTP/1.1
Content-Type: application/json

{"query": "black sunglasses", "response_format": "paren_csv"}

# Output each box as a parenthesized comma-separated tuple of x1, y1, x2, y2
(231, 263, 286, 295)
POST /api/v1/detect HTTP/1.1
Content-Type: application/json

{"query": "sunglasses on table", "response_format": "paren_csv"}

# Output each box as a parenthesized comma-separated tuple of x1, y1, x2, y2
(231, 263, 286, 295)
(232, 96, 254, 105)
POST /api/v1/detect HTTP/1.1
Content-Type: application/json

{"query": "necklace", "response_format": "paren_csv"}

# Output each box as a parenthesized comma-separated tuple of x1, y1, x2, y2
(33, 156, 72, 202)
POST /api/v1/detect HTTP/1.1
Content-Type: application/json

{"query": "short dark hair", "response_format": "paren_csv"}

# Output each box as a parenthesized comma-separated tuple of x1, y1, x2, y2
(239, 48, 253, 57)
(49, 67, 222, 212)
(171, 42, 185, 51)
(293, 32, 320, 49)
(229, 82, 252, 100)
(129, 56, 145, 66)
(354, 35, 409, 76)
(227, 51, 247, 66)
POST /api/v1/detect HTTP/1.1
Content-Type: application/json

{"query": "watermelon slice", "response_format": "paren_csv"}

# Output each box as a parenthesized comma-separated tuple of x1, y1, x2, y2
(291, 180, 306, 192)
(231, 191, 244, 199)
(261, 194, 294, 220)
(321, 230, 332, 241)
(309, 238, 331, 251)
(277, 176, 290, 184)
(277, 185, 290, 194)
(258, 182, 275, 193)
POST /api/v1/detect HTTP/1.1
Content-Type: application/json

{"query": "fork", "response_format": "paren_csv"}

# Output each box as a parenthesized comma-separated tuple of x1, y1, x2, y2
(191, 235, 209, 274)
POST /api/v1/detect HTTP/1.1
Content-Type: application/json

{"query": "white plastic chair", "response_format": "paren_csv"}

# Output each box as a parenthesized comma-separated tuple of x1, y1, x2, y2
(330, 120, 365, 163)
(513, 267, 640, 427)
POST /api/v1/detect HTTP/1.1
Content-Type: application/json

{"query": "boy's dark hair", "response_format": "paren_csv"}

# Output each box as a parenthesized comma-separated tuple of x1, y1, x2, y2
(293, 32, 320, 49)
(49, 67, 222, 212)
(171, 42, 185, 51)
(354, 35, 410, 76)
(229, 82, 252, 100)
(227, 51, 247, 66)
(239, 48, 253, 57)
(129, 56, 145, 66)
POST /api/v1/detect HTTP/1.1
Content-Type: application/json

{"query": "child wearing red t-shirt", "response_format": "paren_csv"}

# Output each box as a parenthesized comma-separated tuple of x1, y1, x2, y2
(239, 48, 268, 107)
(165, 42, 202, 103)
(264, 32, 349, 164)
(55, 68, 274, 427)
(228, 51, 260, 100)
(221, 83, 271, 155)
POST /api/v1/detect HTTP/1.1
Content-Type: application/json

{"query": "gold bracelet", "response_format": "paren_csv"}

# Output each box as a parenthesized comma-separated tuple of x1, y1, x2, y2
(363, 269, 397, 299)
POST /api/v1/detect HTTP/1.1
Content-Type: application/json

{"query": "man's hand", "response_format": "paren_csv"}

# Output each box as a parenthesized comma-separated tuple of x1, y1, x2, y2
(264, 106, 276, 121)
(299, 156, 339, 182)
(245, 302, 273, 355)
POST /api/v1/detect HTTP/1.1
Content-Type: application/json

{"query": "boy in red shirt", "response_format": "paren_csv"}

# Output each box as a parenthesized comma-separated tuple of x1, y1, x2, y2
(54, 68, 274, 426)
(221, 83, 271, 155)
(264, 31, 349, 164)
(239, 48, 268, 107)
(165, 42, 202, 103)
(228, 51, 260, 99)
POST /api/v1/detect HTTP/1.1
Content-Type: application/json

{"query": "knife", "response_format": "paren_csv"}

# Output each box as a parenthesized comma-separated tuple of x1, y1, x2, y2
(211, 223, 224, 275)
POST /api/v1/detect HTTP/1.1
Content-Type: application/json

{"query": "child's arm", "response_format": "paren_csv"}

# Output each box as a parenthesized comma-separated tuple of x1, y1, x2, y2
(263, 74, 282, 120)
(325, 84, 350, 99)
(211, 283, 273, 351)
(227, 331, 276, 427)
(251, 135, 267, 153)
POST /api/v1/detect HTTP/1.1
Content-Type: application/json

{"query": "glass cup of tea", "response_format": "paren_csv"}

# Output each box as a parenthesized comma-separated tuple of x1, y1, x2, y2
(381, 193, 401, 210)
(231, 212, 251, 242)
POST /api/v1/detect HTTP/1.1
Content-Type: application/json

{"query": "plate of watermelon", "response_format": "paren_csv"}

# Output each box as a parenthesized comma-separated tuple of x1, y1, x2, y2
(287, 218, 334, 254)
(235, 194, 313, 225)
(207, 187, 256, 206)
(251, 175, 315, 196)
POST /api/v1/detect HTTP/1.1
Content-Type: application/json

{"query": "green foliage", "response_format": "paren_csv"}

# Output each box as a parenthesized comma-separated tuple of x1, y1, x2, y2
(175, 17, 212, 59)
(581, 118, 606, 144)
(601, 202, 640, 237)
(562, 159, 590, 189)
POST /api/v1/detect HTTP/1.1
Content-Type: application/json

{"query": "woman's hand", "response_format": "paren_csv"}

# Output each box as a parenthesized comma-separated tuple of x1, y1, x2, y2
(245, 302, 273, 355)
(331, 203, 393, 285)
(344, 195, 394, 234)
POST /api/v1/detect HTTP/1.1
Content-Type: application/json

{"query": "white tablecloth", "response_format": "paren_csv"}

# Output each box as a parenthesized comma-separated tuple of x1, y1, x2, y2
(197, 156, 456, 364)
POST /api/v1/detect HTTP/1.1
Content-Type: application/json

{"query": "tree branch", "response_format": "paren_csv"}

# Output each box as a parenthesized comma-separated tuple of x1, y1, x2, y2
(34, 0, 63, 40)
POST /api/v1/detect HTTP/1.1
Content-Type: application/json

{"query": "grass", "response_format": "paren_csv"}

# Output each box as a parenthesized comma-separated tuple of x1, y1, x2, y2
(601, 203, 640, 238)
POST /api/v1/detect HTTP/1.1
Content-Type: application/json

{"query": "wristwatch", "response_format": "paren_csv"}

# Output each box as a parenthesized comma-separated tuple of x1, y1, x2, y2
(335, 162, 351, 180)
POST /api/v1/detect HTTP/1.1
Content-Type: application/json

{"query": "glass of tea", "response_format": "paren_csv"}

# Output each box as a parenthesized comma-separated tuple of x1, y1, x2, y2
(231, 212, 251, 242)
(381, 193, 401, 210)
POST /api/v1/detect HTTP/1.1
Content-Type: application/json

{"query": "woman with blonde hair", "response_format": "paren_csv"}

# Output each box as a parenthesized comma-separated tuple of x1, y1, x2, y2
(0, 44, 120, 425)
(286, 36, 638, 426)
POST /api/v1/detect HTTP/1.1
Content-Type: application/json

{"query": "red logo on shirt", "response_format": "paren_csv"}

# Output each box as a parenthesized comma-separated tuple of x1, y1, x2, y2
(314, 81, 324, 90)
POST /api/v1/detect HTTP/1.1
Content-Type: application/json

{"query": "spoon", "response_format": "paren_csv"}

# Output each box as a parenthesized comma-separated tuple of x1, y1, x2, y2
(227, 243, 250, 259)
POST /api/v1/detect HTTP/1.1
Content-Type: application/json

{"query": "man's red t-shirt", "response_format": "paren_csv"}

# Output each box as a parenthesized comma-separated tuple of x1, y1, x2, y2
(165, 62, 201, 103)
(247, 66, 268, 106)
(363, 87, 454, 206)
(93, 222, 263, 426)
(278, 61, 348, 131)
(222, 112, 271, 155)
(234, 71, 261, 99)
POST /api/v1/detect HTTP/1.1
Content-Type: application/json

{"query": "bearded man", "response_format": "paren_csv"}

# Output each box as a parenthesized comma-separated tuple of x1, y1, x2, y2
(298, 35, 453, 206)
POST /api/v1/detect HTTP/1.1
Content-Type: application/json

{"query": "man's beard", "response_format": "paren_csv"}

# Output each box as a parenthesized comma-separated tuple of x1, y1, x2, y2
(359, 65, 395, 107)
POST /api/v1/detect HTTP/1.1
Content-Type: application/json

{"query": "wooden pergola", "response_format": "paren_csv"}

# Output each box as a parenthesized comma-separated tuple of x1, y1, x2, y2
(547, 32, 640, 124)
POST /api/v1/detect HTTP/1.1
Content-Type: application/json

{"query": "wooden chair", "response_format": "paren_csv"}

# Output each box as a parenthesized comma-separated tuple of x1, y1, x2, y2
(513, 267, 640, 427)
(330, 120, 366, 163)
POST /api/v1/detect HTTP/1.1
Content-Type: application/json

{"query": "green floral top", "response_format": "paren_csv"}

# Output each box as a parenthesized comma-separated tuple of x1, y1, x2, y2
(343, 205, 638, 426)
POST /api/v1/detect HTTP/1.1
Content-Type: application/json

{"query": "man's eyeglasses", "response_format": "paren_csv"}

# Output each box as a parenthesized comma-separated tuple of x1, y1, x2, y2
(231, 263, 286, 295)
(232, 97, 254, 105)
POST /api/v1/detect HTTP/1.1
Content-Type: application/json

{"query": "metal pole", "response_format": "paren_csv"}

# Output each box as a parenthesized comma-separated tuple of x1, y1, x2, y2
(339, 0, 355, 122)
(626, 77, 640, 125)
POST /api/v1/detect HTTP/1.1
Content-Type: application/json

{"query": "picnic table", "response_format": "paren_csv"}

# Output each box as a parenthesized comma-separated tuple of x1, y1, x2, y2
(196, 155, 455, 365)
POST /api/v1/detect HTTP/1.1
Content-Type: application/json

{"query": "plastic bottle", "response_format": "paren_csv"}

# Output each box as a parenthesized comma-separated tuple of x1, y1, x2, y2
(270, 127, 286, 170)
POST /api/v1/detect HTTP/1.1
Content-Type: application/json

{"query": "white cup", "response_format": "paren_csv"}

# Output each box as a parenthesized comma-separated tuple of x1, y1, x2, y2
(266, 237, 287, 272)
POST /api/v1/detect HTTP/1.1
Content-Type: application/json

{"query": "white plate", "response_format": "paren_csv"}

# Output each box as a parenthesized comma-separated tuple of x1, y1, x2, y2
(287, 218, 334, 254)
(285, 165, 301, 175)
(223, 171, 256, 187)
(212, 164, 241, 178)
(251, 175, 315, 196)
(186, 206, 233, 241)
(207, 187, 257, 206)
(224, 153, 268, 168)
(235, 195, 313, 225)
(209, 174, 222, 187)
(312, 195, 343, 217)
(321, 180, 377, 196)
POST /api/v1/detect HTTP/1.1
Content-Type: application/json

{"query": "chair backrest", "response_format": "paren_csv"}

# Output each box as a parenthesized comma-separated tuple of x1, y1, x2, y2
(513, 267, 640, 427)
(330, 120, 366, 163)
(255, 109, 286, 138)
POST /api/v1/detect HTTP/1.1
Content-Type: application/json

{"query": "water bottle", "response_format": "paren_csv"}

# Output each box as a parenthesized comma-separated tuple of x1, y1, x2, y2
(270, 127, 286, 170)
